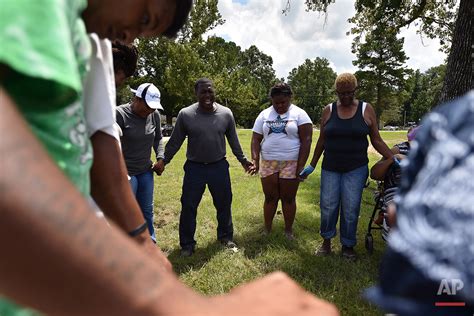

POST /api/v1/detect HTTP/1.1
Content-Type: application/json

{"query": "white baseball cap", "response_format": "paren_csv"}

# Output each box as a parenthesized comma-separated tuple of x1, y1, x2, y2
(131, 83, 163, 110)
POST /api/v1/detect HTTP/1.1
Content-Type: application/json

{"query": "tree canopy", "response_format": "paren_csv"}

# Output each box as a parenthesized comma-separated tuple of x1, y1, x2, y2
(301, 0, 472, 103)
(117, 0, 472, 127)
(287, 58, 336, 123)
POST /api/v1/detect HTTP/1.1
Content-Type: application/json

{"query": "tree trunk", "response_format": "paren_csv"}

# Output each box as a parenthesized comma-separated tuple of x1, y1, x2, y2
(439, 0, 474, 103)
(376, 81, 383, 128)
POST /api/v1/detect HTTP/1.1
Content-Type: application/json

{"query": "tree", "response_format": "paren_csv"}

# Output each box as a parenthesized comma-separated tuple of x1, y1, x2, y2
(299, 0, 473, 103)
(122, 0, 226, 122)
(438, 0, 473, 102)
(241, 45, 277, 105)
(352, 23, 409, 121)
(287, 58, 336, 123)
(409, 64, 446, 122)
(201, 41, 277, 127)
(197, 36, 243, 78)
(124, 0, 278, 127)
(178, 0, 225, 43)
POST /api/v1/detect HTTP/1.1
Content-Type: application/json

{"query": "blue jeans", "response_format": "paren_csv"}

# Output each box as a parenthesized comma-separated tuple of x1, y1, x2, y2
(129, 170, 155, 242)
(319, 164, 368, 247)
(179, 159, 233, 250)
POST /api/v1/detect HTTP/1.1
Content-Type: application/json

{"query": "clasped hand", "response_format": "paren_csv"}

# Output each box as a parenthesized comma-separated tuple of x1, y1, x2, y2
(152, 160, 165, 175)
(298, 165, 315, 180)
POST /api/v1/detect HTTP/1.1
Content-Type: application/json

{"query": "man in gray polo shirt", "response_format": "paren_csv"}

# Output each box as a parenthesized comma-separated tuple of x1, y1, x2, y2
(116, 83, 165, 243)
(164, 78, 255, 256)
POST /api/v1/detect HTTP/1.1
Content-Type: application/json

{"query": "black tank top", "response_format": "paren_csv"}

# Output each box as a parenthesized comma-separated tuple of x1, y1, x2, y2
(322, 101, 370, 172)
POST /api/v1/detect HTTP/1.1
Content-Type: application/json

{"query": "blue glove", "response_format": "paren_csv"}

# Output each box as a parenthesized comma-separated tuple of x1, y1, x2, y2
(299, 165, 315, 177)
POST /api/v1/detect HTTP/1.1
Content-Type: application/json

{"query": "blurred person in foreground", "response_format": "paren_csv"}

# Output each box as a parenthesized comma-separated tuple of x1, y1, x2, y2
(84, 35, 171, 266)
(365, 91, 474, 316)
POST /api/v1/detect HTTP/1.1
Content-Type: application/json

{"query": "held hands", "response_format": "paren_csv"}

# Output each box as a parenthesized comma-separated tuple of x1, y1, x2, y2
(242, 160, 258, 175)
(298, 165, 315, 180)
(152, 159, 165, 176)
(252, 159, 259, 175)
(392, 154, 406, 166)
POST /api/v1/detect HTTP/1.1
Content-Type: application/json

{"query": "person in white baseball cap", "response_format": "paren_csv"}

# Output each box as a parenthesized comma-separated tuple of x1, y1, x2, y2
(131, 83, 164, 111)
(116, 83, 166, 243)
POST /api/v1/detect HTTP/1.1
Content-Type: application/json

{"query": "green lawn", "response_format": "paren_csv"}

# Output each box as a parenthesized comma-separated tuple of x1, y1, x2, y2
(154, 130, 407, 315)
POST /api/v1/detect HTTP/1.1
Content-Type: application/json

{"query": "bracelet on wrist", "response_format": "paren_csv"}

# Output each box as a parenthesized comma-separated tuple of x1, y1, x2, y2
(128, 222, 148, 237)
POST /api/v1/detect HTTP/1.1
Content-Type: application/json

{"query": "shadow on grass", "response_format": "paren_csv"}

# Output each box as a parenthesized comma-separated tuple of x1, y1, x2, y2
(171, 241, 222, 275)
(234, 220, 385, 315)
(226, 184, 386, 314)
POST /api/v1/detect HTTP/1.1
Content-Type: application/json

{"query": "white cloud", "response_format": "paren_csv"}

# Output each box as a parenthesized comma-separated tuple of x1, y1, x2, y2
(207, 0, 447, 79)
(399, 27, 447, 71)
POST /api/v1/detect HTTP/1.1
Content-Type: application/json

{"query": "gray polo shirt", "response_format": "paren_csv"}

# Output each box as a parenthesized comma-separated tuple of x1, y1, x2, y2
(164, 103, 247, 164)
(116, 103, 164, 176)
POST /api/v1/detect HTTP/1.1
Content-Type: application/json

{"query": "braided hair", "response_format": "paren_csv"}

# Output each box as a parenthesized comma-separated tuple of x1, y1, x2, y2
(112, 41, 138, 77)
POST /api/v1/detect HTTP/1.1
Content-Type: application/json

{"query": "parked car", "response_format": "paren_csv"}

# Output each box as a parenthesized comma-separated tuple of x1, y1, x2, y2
(383, 125, 397, 131)
(161, 124, 174, 136)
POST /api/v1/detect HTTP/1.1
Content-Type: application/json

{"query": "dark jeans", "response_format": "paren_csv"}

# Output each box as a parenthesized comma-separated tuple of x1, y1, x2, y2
(179, 159, 233, 250)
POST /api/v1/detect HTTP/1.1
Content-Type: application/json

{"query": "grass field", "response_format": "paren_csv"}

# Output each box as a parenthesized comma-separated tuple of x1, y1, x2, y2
(154, 130, 407, 315)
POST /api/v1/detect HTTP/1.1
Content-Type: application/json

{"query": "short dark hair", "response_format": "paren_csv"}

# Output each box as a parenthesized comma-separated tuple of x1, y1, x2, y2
(163, 0, 194, 38)
(112, 41, 138, 77)
(194, 78, 213, 92)
(270, 82, 293, 98)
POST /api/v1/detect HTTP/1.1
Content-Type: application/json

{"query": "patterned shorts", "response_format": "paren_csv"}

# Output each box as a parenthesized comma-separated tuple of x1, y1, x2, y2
(259, 160, 298, 179)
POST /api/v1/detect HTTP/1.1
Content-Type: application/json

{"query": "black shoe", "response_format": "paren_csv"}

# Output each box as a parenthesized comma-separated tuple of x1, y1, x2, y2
(341, 246, 357, 260)
(315, 239, 331, 256)
(180, 247, 194, 257)
(220, 239, 238, 250)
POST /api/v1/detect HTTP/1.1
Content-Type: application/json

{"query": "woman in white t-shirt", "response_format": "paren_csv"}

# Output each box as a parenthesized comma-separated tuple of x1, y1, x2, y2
(251, 83, 313, 239)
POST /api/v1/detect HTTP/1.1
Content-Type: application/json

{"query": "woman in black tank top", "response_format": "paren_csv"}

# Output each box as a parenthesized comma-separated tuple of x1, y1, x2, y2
(300, 73, 394, 259)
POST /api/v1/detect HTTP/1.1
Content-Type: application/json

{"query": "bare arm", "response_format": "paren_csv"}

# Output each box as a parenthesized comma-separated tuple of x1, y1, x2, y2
(309, 105, 331, 168)
(90, 132, 147, 233)
(152, 113, 165, 175)
(89, 132, 171, 270)
(296, 123, 313, 174)
(163, 112, 186, 165)
(0, 87, 200, 315)
(251, 132, 263, 173)
(370, 147, 401, 180)
(365, 104, 394, 160)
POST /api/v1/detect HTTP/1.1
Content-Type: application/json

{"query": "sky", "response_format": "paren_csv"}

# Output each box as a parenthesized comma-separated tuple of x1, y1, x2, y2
(207, 0, 447, 79)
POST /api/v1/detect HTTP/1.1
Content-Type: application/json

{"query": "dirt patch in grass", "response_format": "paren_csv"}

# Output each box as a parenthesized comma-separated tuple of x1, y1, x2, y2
(156, 209, 178, 228)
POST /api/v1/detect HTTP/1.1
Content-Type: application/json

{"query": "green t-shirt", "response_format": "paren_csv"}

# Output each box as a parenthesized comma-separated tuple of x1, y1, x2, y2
(0, 298, 39, 316)
(0, 0, 92, 195)
(0, 0, 91, 314)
